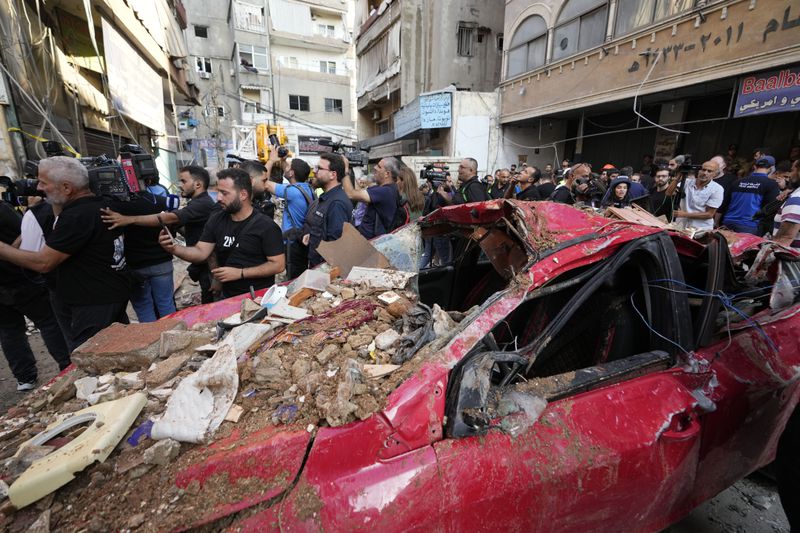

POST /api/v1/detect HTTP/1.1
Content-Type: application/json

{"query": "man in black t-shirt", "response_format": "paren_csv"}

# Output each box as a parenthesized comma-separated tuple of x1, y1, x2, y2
(102, 165, 218, 303)
(0, 201, 70, 390)
(439, 158, 490, 205)
(110, 191, 176, 322)
(647, 167, 674, 221)
(160, 169, 285, 299)
(506, 166, 541, 201)
(343, 156, 400, 240)
(0, 157, 130, 352)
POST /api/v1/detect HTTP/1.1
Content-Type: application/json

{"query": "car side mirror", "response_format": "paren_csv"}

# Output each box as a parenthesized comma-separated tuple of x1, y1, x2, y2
(444, 351, 527, 438)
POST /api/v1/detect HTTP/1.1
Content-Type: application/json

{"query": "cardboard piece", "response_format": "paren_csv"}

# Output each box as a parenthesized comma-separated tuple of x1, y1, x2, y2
(317, 223, 390, 278)
(605, 205, 669, 229)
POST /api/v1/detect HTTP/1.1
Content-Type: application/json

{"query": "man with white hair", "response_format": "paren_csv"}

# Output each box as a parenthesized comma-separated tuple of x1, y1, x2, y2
(0, 156, 130, 352)
(710, 155, 737, 193)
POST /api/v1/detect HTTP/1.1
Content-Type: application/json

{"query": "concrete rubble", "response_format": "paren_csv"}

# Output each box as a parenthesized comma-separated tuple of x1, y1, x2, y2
(0, 262, 468, 531)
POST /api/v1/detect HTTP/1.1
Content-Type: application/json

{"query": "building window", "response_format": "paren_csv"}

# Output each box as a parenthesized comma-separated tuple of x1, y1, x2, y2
(195, 57, 212, 74)
(289, 94, 310, 111)
(317, 24, 336, 38)
(506, 15, 547, 78)
(614, 0, 693, 36)
(324, 98, 343, 113)
(278, 56, 299, 69)
(239, 44, 269, 72)
(552, 0, 609, 61)
(497, 33, 504, 51)
(234, 1, 266, 33)
(376, 120, 390, 135)
(242, 88, 267, 114)
(194, 25, 208, 38)
(457, 22, 477, 57)
(319, 60, 337, 74)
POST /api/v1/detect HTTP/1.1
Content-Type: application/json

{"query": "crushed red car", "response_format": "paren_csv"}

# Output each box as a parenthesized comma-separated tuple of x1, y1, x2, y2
(12, 200, 800, 531)
(162, 200, 800, 531)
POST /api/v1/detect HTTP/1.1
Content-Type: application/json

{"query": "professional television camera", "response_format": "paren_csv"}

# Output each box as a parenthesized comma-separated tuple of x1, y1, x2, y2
(420, 164, 450, 190)
(318, 139, 370, 167)
(677, 154, 702, 175)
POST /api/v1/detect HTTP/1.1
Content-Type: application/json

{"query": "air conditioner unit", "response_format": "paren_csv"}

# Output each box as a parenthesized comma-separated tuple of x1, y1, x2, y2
(199, 71, 211, 79)
(372, 109, 381, 120)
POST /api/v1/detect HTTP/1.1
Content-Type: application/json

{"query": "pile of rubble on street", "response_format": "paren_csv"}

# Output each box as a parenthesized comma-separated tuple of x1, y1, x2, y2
(0, 225, 465, 531)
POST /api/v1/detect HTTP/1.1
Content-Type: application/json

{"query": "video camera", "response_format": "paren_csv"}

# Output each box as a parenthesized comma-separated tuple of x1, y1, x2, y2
(678, 154, 702, 174)
(11, 140, 164, 204)
(420, 164, 450, 190)
(318, 139, 370, 167)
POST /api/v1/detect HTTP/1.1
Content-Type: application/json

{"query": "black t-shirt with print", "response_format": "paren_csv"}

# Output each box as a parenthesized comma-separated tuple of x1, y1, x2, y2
(111, 192, 172, 269)
(199, 209, 284, 296)
(46, 196, 130, 305)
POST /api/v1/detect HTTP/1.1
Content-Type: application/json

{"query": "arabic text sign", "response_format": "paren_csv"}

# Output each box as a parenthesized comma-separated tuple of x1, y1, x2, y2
(393, 92, 452, 138)
(734, 66, 800, 117)
(419, 93, 452, 129)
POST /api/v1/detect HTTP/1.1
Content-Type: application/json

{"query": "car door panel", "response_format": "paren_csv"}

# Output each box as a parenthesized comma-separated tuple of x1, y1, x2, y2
(434, 372, 703, 532)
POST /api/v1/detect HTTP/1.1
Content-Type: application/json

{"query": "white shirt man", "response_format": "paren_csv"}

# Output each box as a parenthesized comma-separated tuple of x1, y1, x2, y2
(674, 162, 724, 231)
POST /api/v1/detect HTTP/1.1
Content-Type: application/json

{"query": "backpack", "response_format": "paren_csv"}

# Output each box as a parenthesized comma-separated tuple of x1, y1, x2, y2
(374, 188, 410, 235)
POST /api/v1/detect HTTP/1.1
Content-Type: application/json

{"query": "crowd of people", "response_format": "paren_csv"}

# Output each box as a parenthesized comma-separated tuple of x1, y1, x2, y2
(0, 143, 798, 394)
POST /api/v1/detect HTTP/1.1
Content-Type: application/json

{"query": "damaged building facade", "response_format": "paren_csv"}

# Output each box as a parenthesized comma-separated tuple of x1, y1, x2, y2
(177, 0, 357, 168)
(354, 0, 505, 173)
(498, 0, 800, 170)
(0, 0, 198, 184)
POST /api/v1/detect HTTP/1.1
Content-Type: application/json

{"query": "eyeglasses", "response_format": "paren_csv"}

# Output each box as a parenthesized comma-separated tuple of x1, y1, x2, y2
(315, 166, 330, 173)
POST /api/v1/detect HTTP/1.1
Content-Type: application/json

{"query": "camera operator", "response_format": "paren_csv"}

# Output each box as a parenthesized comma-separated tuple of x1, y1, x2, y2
(263, 149, 315, 279)
(160, 168, 285, 299)
(0, 196, 70, 390)
(438, 158, 490, 205)
(669, 159, 724, 231)
(102, 166, 219, 303)
(551, 164, 591, 204)
(343, 157, 401, 239)
(0, 157, 130, 352)
(103, 183, 178, 323)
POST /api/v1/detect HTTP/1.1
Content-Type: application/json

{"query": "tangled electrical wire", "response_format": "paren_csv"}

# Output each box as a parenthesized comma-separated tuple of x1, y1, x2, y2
(629, 277, 797, 358)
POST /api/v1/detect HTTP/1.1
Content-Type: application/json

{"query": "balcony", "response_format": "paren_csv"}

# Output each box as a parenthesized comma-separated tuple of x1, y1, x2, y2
(273, 65, 350, 86)
(270, 29, 349, 52)
(356, 0, 401, 55)
(241, 111, 271, 124)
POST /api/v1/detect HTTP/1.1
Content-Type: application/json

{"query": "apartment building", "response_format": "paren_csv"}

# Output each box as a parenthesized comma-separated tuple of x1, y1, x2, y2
(179, 0, 356, 168)
(354, 0, 505, 168)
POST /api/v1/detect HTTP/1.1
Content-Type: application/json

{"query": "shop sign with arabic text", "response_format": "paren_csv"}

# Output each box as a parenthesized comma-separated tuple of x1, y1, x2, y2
(734, 65, 800, 117)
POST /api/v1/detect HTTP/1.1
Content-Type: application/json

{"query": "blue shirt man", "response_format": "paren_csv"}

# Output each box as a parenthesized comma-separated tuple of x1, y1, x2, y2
(721, 156, 780, 235)
(265, 156, 316, 279)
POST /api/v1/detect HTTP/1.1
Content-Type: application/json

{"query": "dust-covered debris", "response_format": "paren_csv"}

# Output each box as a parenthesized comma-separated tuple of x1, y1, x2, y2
(0, 267, 468, 531)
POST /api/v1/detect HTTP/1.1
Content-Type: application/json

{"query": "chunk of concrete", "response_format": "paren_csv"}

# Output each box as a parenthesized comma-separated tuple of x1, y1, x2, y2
(143, 439, 180, 466)
(145, 355, 190, 388)
(315, 344, 338, 365)
(374, 329, 400, 351)
(72, 320, 186, 375)
(159, 329, 213, 359)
